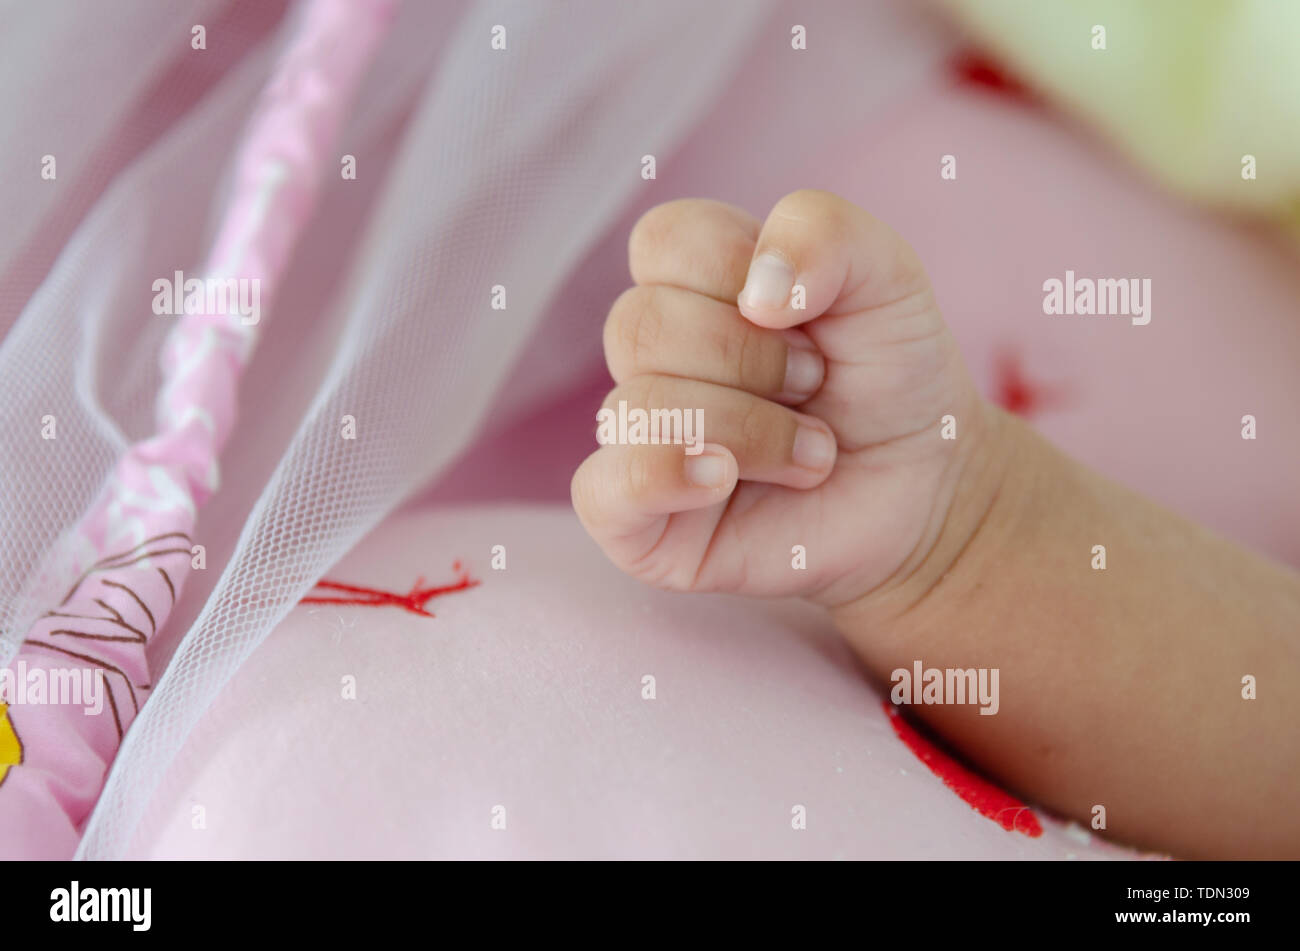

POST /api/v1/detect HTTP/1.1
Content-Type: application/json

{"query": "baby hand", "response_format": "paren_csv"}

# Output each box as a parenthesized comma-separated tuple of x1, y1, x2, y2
(575, 192, 1300, 861)
(572, 190, 1001, 609)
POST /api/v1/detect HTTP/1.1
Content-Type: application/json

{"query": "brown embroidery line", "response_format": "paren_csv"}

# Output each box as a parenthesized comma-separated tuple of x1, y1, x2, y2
(12, 534, 191, 754)
(157, 567, 175, 604)
(19, 641, 130, 740)
(58, 532, 192, 607)
(45, 601, 146, 642)
(22, 639, 141, 715)
(101, 579, 157, 637)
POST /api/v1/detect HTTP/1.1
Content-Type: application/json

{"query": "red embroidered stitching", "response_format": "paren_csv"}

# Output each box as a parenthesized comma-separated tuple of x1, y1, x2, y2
(882, 700, 1043, 837)
(300, 562, 479, 617)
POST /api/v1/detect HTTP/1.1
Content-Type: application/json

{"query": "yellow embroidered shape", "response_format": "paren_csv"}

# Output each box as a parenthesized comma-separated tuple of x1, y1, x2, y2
(0, 703, 21, 785)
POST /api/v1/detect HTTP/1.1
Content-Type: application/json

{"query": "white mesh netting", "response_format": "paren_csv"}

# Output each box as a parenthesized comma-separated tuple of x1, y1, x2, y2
(0, 0, 774, 859)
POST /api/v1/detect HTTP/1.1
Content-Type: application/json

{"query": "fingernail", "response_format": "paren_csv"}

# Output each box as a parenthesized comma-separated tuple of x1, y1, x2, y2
(782, 347, 824, 400)
(739, 252, 794, 311)
(792, 425, 835, 470)
(684, 449, 730, 488)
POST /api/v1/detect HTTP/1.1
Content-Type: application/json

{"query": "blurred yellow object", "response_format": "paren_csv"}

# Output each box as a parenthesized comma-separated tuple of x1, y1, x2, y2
(939, 0, 1300, 240)
(0, 703, 20, 785)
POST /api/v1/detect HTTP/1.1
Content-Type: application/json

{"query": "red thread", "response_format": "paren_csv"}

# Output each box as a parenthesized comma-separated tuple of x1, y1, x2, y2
(882, 699, 1043, 837)
(301, 563, 479, 617)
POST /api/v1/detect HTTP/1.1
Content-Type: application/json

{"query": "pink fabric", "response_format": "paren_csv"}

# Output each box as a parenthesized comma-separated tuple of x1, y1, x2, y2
(0, 0, 397, 858)
(849, 81, 1300, 567)
(128, 505, 1144, 860)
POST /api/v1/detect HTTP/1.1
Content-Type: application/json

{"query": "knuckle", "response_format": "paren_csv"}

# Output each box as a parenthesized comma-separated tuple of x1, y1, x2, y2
(736, 399, 770, 455)
(602, 375, 657, 416)
(721, 321, 748, 382)
(570, 458, 598, 519)
(627, 289, 663, 372)
(893, 236, 929, 293)
(600, 381, 628, 415)
(736, 326, 780, 393)
(771, 188, 853, 240)
(623, 543, 682, 591)
(635, 373, 670, 414)
(714, 227, 759, 289)
(628, 201, 688, 281)
(774, 187, 834, 216)
(605, 286, 660, 378)
(621, 449, 657, 504)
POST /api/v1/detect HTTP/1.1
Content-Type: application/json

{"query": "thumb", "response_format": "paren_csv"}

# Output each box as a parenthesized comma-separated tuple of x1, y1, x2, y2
(737, 189, 931, 329)
(736, 190, 975, 450)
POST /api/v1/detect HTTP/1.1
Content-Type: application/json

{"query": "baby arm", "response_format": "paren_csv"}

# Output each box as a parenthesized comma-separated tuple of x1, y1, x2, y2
(839, 402, 1300, 860)
(572, 190, 1300, 859)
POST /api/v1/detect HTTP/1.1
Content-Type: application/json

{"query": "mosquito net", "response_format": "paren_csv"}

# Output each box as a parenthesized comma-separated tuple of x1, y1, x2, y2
(0, 0, 801, 859)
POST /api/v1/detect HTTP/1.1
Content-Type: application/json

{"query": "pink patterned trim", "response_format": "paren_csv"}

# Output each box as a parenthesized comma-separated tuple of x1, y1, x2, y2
(0, 0, 398, 857)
